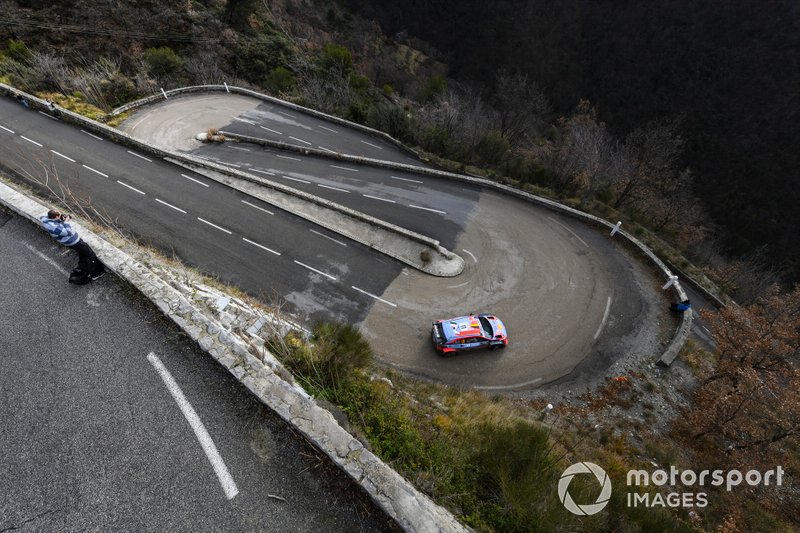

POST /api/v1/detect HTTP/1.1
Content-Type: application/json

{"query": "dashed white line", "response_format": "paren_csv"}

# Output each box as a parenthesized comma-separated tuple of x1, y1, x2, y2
(277, 110, 297, 119)
(197, 218, 232, 234)
(260, 126, 282, 135)
(289, 136, 312, 146)
(250, 169, 275, 176)
(226, 145, 251, 152)
(182, 174, 210, 187)
(243, 237, 281, 256)
(294, 260, 337, 281)
(277, 155, 302, 162)
(310, 229, 348, 247)
(147, 353, 239, 500)
(593, 297, 613, 340)
(20, 136, 42, 147)
(127, 150, 152, 162)
(38, 111, 58, 121)
(410, 204, 446, 215)
(280, 175, 311, 184)
(155, 198, 187, 213)
(390, 175, 423, 184)
(330, 165, 358, 172)
(81, 130, 103, 141)
(0, 124, 15, 134)
(241, 200, 274, 215)
(362, 194, 396, 204)
(24, 242, 69, 276)
(318, 184, 349, 193)
(51, 150, 75, 163)
(462, 249, 478, 263)
(318, 146, 337, 153)
(222, 162, 241, 168)
(548, 217, 589, 248)
(319, 125, 338, 133)
(351, 286, 397, 307)
(360, 140, 383, 150)
(116, 180, 145, 195)
(82, 165, 108, 178)
(233, 117, 256, 125)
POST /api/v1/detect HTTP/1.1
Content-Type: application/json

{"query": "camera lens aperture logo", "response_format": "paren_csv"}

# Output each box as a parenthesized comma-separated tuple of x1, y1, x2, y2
(559, 462, 612, 515)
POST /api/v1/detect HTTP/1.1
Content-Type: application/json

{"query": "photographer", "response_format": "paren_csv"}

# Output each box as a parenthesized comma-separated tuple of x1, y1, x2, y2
(39, 209, 105, 282)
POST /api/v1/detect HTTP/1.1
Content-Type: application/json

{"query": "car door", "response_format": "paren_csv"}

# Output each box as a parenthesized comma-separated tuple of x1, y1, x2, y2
(463, 336, 488, 351)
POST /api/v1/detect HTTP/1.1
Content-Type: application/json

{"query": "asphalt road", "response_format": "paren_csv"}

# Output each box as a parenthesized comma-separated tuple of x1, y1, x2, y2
(0, 207, 395, 532)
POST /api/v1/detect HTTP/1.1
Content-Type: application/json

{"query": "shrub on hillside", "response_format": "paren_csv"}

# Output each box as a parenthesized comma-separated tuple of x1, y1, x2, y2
(144, 46, 183, 78)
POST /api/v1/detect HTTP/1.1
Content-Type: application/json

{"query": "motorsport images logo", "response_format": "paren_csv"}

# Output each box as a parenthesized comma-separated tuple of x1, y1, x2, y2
(558, 462, 612, 516)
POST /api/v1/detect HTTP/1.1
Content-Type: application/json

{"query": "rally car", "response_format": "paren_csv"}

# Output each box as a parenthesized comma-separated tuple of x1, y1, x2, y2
(431, 313, 509, 355)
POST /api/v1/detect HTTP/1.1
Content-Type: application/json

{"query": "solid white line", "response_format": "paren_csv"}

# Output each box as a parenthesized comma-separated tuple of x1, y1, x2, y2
(462, 249, 478, 263)
(281, 175, 310, 184)
(593, 297, 613, 340)
(251, 168, 275, 176)
(277, 110, 296, 118)
(226, 145, 251, 152)
(289, 136, 312, 146)
(390, 175, 423, 184)
(116, 180, 145, 195)
(548, 217, 589, 248)
(20, 135, 43, 147)
(318, 184, 349, 193)
(330, 165, 358, 172)
(197, 217, 232, 234)
(23, 243, 69, 276)
(182, 174, 210, 187)
(83, 165, 108, 178)
(232, 117, 256, 125)
(362, 194, 396, 204)
(410, 204, 446, 215)
(127, 150, 152, 162)
(241, 200, 274, 215)
(38, 111, 58, 121)
(310, 229, 347, 247)
(447, 281, 470, 289)
(260, 126, 282, 135)
(319, 125, 338, 133)
(222, 162, 241, 168)
(351, 286, 397, 307)
(81, 130, 103, 140)
(0, 124, 15, 134)
(243, 237, 281, 256)
(317, 145, 337, 153)
(475, 378, 543, 391)
(294, 260, 337, 280)
(147, 353, 239, 500)
(277, 155, 301, 162)
(155, 198, 187, 214)
(360, 140, 383, 150)
(51, 150, 75, 163)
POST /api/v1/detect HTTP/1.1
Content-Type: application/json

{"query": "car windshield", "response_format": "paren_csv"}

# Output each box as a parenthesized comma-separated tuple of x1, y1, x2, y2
(478, 316, 493, 337)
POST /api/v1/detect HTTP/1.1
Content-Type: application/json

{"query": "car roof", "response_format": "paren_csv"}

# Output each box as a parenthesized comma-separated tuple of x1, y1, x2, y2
(438, 315, 487, 341)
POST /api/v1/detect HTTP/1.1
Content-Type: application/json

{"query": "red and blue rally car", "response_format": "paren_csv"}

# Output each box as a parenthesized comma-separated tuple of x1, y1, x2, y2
(431, 313, 509, 355)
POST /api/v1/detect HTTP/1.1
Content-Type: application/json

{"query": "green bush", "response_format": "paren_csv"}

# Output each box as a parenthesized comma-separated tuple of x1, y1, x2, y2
(144, 46, 183, 78)
(319, 43, 353, 73)
(233, 34, 294, 86)
(3, 39, 31, 63)
(418, 73, 447, 103)
(475, 130, 510, 166)
(367, 103, 411, 141)
(265, 66, 296, 94)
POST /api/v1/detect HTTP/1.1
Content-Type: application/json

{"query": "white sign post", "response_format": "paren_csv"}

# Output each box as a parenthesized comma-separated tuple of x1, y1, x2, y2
(662, 275, 678, 290)
(160, 88, 168, 100)
(610, 221, 622, 237)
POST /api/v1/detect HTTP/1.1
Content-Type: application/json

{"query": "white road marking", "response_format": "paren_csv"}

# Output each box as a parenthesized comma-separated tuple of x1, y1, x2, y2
(127, 150, 152, 162)
(289, 136, 312, 146)
(317, 146, 337, 153)
(410, 204, 446, 215)
(475, 378, 543, 391)
(38, 111, 58, 121)
(593, 297, 613, 340)
(147, 353, 239, 500)
(362, 194, 396, 204)
(294, 260, 336, 281)
(277, 155, 301, 162)
(318, 125, 338, 133)
(351, 286, 397, 307)
(51, 150, 75, 163)
(197, 218, 232, 234)
(226, 145, 251, 152)
(81, 130, 103, 140)
(446, 281, 470, 289)
(281, 175, 310, 184)
(310, 229, 347, 247)
(182, 174, 210, 187)
(82, 165, 108, 178)
(318, 184, 349, 193)
(222, 162, 241, 168)
(360, 140, 383, 150)
(243, 237, 281, 256)
(251, 169, 275, 176)
(548, 217, 589, 248)
(233, 117, 256, 125)
(116, 180, 145, 195)
(20, 135, 43, 147)
(23, 242, 69, 276)
(277, 110, 297, 119)
(241, 200, 274, 215)
(260, 126, 282, 135)
(155, 198, 187, 214)
(462, 249, 477, 263)
(0, 124, 15, 134)
(390, 175, 423, 184)
(330, 165, 358, 172)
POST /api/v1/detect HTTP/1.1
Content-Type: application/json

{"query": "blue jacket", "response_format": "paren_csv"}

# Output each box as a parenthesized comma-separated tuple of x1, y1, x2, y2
(39, 215, 80, 246)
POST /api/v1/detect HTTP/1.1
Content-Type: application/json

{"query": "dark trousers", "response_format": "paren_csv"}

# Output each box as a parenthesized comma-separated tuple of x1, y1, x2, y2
(69, 239, 104, 276)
